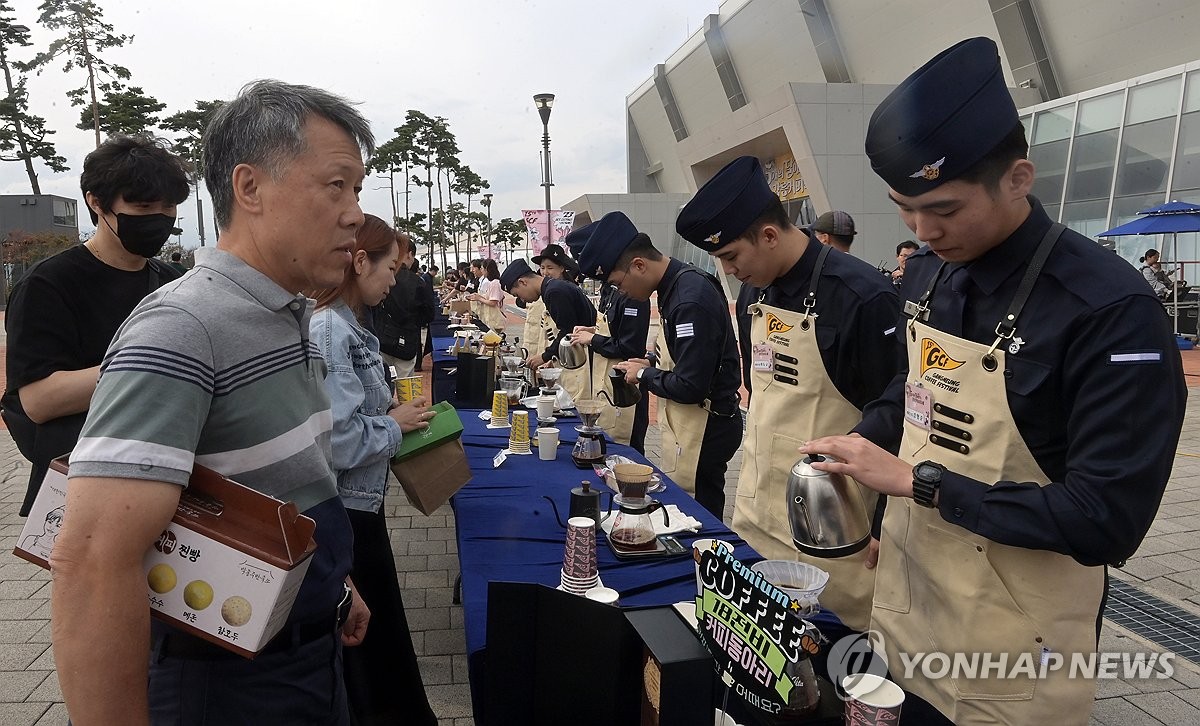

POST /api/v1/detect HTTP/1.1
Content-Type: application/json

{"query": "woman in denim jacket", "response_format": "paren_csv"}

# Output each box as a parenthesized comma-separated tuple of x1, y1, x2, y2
(310, 215, 438, 726)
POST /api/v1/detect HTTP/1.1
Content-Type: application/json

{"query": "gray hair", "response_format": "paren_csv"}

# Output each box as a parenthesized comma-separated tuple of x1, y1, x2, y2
(202, 80, 376, 229)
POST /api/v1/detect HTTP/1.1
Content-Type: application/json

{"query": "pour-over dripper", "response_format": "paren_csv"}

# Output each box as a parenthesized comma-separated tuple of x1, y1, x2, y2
(575, 399, 604, 429)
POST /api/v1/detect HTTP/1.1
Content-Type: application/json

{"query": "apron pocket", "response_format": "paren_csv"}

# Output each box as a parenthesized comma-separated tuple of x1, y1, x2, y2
(659, 404, 681, 475)
(922, 524, 1038, 701)
(765, 433, 804, 530)
(873, 499, 912, 614)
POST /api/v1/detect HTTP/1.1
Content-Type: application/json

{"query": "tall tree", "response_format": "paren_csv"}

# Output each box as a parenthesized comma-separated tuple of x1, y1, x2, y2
(76, 86, 164, 137)
(162, 99, 224, 247)
(0, 4, 67, 194)
(452, 165, 487, 253)
(26, 0, 131, 147)
(490, 217, 526, 264)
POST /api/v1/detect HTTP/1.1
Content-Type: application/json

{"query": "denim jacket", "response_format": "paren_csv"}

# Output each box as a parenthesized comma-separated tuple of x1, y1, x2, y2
(310, 300, 402, 513)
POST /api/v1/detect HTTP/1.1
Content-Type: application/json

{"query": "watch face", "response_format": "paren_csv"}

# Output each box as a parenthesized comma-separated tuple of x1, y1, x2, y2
(916, 463, 941, 480)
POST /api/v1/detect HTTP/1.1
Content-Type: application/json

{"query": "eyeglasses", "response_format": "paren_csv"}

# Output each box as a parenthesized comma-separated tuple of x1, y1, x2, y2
(607, 260, 634, 292)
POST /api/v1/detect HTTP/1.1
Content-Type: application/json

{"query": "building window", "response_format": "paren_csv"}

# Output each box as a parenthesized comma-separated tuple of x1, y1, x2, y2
(52, 198, 76, 227)
(1029, 103, 1074, 206)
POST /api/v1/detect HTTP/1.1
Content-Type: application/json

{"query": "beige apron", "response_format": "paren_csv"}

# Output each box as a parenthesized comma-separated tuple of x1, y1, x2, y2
(521, 298, 548, 354)
(653, 341, 711, 497)
(590, 314, 636, 445)
(873, 236, 1102, 724)
(733, 300, 877, 631)
(481, 296, 507, 333)
(541, 305, 591, 406)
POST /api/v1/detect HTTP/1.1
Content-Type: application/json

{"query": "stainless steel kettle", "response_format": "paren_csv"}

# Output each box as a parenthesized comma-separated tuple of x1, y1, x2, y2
(785, 454, 870, 557)
(557, 337, 589, 369)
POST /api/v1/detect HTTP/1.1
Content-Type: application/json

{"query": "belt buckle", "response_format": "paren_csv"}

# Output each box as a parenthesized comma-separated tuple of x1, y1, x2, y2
(336, 583, 352, 630)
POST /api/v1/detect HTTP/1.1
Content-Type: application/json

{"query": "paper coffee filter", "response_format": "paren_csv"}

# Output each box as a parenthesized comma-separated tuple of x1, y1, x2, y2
(613, 463, 653, 483)
(750, 560, 829, 602)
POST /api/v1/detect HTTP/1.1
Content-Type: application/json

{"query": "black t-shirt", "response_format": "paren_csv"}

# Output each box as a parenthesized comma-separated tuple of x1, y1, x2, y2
(3, 245, 179, 415)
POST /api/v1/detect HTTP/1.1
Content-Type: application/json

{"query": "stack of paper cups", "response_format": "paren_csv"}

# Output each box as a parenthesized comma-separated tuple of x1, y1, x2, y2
(490, 390, 509, 427)
(561, 516, 599, 593)
(509, 410, 531, 453)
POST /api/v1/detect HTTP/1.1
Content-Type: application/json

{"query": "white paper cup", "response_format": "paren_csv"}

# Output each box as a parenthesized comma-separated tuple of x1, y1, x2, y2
(584, 586, 620, 606)
(537, 395, 556, 420)
(537, 428, 559, 460)
(692, 539, 735, 598)
(842, 674, 905, 725)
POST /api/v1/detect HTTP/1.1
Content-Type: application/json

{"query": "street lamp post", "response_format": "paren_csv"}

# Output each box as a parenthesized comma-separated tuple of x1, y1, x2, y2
(534, 93, 555, 254)
(481, 192, 493, 261)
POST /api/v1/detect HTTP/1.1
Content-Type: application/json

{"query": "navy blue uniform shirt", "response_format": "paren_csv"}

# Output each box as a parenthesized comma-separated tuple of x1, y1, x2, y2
(736, 240, 903, 409)
(855, 197, 1187, 566)
(591, 285, 650, 360)
(643, 259, 741, 408)
(539, 278, 597, 363)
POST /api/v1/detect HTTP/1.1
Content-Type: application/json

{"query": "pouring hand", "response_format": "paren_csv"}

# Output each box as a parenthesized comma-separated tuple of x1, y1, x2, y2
(569, 326, 596, 346)
(799, 434, 914, 498)
(614, 358, 650, 385)
(389, 397, 434, 433)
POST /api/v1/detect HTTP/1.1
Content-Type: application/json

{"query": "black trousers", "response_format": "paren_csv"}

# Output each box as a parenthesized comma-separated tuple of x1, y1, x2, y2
(344, 508, 437, 726)
(694, 412, 743, 520)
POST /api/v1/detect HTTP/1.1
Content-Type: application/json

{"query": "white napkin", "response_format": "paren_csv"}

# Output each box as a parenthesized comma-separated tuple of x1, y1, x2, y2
(600, 504, 702, 536)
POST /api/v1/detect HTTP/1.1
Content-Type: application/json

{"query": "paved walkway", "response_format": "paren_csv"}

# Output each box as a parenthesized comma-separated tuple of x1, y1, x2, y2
(4, 335, 1200, 722)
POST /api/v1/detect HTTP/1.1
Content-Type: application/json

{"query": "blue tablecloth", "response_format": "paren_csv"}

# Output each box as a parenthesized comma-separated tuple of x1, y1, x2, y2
(450, 407, 845, 660)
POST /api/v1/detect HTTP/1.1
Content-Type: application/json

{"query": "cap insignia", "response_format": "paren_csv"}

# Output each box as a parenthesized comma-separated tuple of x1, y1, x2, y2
(705, 231, 721, 246)
(910, 157, 946, 180)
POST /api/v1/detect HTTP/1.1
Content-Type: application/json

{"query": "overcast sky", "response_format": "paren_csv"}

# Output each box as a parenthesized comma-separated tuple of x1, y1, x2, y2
(3, 0, 716, 249)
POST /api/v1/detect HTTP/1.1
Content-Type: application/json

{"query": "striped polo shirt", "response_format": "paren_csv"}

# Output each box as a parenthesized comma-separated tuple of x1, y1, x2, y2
(70, 247, 352, 621)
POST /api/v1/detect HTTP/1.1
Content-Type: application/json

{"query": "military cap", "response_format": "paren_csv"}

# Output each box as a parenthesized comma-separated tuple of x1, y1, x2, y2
(676, 156, 778, 250)
(578, 212, 639, 282)
(499, 258, 536, 293)
(866, 37, 1019, 196)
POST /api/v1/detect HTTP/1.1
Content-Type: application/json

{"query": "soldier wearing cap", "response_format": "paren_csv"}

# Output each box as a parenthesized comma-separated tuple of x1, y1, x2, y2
(519, 244, 576, 357)
(808, 210, 856, 253)
(499, 258, 596, 405)
(803, 37, 1186, 723)
(564, 223, 652, 453)
(677, 157, 903, 632)
(579, 211, 741, 518)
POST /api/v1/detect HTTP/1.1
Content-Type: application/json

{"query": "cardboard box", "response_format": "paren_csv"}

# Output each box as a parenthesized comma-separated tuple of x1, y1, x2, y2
(393, 401, 464, 461)
(14, 459, 317, 659)
(449, 299, 472, 314)
(391, 438, 472, 515)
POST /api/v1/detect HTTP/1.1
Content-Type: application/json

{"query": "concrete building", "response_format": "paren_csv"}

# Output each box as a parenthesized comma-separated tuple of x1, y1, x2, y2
(603, 0, 1200, 276)
(0, 194, 80, 302)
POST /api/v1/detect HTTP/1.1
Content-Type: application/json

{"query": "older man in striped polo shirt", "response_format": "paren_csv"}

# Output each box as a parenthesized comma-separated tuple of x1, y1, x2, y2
(51, 81, 375, 725)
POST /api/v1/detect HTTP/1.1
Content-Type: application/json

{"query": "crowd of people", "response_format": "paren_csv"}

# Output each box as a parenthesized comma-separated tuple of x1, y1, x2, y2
(0, 35, 1189, 726)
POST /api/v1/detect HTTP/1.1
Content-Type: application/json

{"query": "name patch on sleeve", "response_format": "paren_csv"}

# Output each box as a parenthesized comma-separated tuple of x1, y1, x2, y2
(676, 322, 695, 339)
(1108, 350, 1163, 365)
(624, 307, 639, 317)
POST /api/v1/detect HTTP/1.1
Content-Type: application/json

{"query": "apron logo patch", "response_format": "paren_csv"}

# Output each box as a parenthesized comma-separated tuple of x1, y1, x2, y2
(920, 338, 965, 377)
(765, 313, 794, 335)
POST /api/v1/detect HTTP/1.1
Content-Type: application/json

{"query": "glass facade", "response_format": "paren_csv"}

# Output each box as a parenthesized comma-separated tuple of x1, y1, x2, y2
(1023, 63, 1200, 276)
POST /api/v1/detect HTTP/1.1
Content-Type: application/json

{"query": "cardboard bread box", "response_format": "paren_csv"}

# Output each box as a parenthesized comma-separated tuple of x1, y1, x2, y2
(391, 402, 471, 515)
(14, 458, 317, 659)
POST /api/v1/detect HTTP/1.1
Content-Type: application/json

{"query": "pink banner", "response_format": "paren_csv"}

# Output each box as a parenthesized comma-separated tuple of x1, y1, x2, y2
(476, 244, 496, 260)
(522, 210, 576, 254)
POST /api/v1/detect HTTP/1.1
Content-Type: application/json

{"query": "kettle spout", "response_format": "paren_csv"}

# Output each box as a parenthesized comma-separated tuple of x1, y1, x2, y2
(541, 495, 568, 528)
(595, 390, 614, 406)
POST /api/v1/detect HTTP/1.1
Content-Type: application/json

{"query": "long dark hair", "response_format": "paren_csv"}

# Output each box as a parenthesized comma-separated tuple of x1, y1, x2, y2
(485, 259, 500, 281)
(309, 214, 399, 309)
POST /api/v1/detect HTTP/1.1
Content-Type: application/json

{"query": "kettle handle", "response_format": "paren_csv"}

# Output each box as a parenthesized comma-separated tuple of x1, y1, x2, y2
(793, 495, 821, 545)
(541, 495, 567, 529)
(599, 491, 615, 523)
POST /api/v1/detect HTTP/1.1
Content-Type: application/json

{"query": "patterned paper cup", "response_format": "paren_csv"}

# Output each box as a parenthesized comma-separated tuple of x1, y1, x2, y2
(491, 391, 509, 421)
(843, 674, 905, 725)
(396, 376, 423, 404)
(510, 411, 530, 443)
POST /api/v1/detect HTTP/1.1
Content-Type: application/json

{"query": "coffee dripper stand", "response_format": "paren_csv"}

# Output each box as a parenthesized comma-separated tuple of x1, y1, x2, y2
(570, 400, 607, 469)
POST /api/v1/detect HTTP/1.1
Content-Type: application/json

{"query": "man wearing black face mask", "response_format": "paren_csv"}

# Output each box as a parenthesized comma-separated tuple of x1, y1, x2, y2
(2, 135, 190, 515)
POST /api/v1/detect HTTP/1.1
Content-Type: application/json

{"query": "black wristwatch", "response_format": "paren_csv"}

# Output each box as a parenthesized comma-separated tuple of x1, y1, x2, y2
(912, 461, 945, 508)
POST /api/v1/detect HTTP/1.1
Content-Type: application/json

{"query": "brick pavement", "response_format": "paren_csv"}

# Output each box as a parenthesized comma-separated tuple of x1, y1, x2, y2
(4, 319, 1200, 722)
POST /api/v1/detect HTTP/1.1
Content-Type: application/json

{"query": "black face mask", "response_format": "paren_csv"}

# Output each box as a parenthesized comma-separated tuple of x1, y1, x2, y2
(108, 213, 176, 258)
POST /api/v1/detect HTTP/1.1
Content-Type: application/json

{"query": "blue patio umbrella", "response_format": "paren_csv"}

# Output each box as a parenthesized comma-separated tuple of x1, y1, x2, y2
(1099, 201, 1200, 334)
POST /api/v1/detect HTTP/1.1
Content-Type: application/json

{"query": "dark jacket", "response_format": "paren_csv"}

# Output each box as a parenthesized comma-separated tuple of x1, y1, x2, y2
(375, 267, 434, 360)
